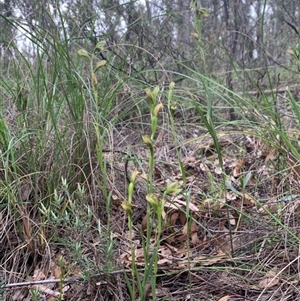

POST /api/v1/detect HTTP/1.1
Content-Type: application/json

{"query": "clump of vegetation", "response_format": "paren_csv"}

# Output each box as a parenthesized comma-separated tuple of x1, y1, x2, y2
(1, 1, 300, 301)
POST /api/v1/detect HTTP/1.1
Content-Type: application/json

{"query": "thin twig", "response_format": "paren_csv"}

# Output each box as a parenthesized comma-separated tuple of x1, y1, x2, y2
(2, 269, 133, 289)
(2, 278, 79, 289)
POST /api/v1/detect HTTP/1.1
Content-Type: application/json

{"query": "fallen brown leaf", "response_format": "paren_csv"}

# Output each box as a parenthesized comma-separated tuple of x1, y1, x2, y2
(166, 196, 199, 212)
(218, 296, 233, 301)
(258, 267, 280, 288)
(233, 158, 244, 177)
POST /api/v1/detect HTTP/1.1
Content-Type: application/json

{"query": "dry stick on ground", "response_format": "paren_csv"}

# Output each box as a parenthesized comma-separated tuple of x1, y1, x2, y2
(2, 269, 132, 289)
(2, 278, 79, 289)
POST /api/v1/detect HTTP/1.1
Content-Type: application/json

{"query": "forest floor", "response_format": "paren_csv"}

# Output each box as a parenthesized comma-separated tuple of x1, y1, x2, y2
(2, 101, 300, 301)
(27, 125, 300, 301)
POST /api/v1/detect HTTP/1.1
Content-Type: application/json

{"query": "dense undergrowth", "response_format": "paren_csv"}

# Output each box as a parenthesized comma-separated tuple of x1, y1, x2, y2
(2, 7, 300, 301)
